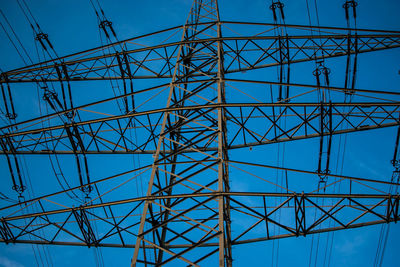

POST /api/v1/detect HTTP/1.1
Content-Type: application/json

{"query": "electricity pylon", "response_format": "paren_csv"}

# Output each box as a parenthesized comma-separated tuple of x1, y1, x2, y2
(1, 0, 400, 266)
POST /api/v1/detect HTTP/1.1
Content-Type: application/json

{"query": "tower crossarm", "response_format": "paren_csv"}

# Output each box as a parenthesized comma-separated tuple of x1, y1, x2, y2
(1, 25, 399, 83)
(0, 192, 398, 249)
(0, 102, 399, 155)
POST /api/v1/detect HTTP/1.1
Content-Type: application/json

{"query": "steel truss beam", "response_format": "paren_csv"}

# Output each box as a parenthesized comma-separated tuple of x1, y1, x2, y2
(1, 25, 399, 83)
(1, 102, 399, 154)
(0, 193, 398, 251)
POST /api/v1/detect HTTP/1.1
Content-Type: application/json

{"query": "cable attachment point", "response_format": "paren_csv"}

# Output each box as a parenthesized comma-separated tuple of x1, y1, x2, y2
(66, 110, 75, 119)
(5, 113, 17, 120)
(391, 160, 400, 169)
(313, 63, 331, 88)
(99, 20, 117, 39)
(42, 88, 65, 112)
(343, 0, 358, 20)
(42, 90, 57, 101)
(12, 185, 26, 194)
(35, 32, 48, 40)
(82, 185, 93, 195)
(35, 32, 54, 51)
(270, 1, 285, 22)
(99, 20, 112, 28)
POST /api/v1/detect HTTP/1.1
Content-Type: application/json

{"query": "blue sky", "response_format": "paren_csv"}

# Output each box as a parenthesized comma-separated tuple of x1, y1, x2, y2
(0, 0, 400, 266)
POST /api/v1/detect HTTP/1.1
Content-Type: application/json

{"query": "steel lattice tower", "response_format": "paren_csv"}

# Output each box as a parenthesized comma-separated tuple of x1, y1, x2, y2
(0, 0, 400, 266)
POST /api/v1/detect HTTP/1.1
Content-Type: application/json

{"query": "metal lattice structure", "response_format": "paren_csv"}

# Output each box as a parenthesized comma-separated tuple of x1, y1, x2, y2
(1, 0, 400, 266)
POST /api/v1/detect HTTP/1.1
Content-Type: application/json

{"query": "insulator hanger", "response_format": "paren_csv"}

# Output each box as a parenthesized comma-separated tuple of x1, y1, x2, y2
(313, 62, 331, 88)
(40, 79, 67, 114)
(93, 7, 117, 41)
(99, 19, 117, 39)
(55, 63, 75, 118)
(343, 0, 358, 21)
(342, 0, 358, 96)
(65, 123, 92, 195)
(270, 1, 285, 22)
(270, 1, 289, 102)
(0, 137, 26, 197)
(313, 62, 332, 190)
(38, 69, 74, 119)
(37, 79, 71, 117)
(28, 22, 58, 60)
(34, 31, 54, 51)
(0, 73, 17, 120)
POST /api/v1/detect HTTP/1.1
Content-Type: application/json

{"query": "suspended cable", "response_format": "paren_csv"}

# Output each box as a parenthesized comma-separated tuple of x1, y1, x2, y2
(0, 20, 28, 65)
(0, 9, 33, 64)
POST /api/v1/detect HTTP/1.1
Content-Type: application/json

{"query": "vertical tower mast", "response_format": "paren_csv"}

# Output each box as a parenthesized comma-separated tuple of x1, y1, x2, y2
(131, 0, 231, 265)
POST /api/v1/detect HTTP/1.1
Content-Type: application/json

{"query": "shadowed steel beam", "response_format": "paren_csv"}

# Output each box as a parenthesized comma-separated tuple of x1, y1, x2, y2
(1, 32, 399, 82)
(1, 102, 399, 155)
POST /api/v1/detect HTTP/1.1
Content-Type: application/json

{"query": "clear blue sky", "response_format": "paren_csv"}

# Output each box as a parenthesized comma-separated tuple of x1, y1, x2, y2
(0, 0, 400, 266)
